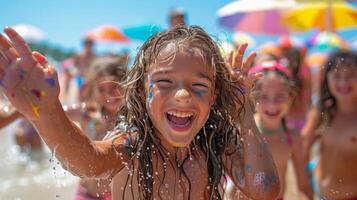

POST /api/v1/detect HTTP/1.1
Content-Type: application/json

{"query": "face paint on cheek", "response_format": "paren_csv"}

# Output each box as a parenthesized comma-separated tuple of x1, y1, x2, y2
(194, 90, 205, 100)
(147, 81, 154, 105)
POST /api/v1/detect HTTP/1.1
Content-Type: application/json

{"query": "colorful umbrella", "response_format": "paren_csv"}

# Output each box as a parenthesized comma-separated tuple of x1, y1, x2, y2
(217, 0, 297, 35)
(123, 24, 162, 41)
(86, 25, 129, 43)
(283, 2, 357, 32)
(307, 31, 349, 50)
(11, 24, 46, 43)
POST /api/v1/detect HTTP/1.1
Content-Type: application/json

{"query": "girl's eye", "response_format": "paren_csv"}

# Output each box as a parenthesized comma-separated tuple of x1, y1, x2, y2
(156, 80, 172, 88)
(192, 83, 209, 89)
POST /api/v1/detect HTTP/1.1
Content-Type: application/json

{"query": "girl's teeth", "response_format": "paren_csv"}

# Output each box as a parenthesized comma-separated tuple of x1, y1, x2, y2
(167, 111, 193, 118)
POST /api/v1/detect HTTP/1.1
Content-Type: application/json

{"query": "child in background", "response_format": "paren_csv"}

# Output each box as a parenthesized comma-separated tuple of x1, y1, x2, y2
(226, 61, 312, 200)
(306, 51, 357, 200)
(14, 119, 42, 154)
(0, 93, 21, 128)
(280, 47, 311, 134)
(0, 26, 280, 200)
(65, 56, 127, 200)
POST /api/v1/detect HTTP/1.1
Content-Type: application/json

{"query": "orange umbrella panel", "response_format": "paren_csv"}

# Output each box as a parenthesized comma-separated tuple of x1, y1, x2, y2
(87, 25, 129, 43)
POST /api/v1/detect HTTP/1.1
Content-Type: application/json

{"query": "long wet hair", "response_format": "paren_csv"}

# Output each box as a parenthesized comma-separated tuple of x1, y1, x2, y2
(319, 50, 357, 127)
(115, 26, 245, 199)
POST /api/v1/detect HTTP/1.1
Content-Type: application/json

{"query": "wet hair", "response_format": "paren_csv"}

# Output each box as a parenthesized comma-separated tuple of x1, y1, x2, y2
(319, 50, 357, 126)
(281, 47, 303, 93)
(79, 55, 128, 102)
(116, 26, 245, 199)
(88, 55, 128, 81)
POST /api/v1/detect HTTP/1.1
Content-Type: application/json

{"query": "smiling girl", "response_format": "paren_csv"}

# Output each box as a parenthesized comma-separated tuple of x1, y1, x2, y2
(0, 26, 279, 200)
(308, 51, 357, 200)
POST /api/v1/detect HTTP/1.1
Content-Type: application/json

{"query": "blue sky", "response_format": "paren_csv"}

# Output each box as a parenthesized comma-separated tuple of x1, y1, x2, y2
(1, 0, 356, 52)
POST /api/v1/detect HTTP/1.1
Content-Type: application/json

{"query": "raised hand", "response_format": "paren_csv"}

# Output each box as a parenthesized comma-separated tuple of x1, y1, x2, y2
(227, 43, 260, 91)
(0, 27, 60, 120)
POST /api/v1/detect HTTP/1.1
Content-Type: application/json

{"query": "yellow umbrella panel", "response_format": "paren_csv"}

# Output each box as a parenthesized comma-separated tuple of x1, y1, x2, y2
(283, 2, 357, 32)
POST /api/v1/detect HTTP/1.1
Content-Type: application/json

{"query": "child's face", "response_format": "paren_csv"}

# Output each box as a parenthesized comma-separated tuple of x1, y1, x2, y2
(96, 75, 123, 113)
(145, 48, 215, 147)
(327, 66, 357, 102)
(255, 76, 292, 123)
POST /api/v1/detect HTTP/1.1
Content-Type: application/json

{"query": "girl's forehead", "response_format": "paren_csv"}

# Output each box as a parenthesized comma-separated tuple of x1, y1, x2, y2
(257, 75, 289, 91)
(149, 47, 215, 77)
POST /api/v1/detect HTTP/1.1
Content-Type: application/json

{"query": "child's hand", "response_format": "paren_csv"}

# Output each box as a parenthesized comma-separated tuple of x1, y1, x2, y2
(228, 43, 260, 92)
(0, 27, 60, 120)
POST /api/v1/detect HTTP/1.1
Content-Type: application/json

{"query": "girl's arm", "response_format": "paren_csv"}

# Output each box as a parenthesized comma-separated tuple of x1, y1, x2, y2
(223, 43, 280, 200)
(224, 101, 280, 200)
(291, 134, 314, 200)
(32, 102, 133, 179)
(0, 27, 133, 179)
(0, 110, 21, 129)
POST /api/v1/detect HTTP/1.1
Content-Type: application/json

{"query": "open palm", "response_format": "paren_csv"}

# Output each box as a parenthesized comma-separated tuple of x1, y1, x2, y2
(0, 27, 60, 120)
(227, 43, 260, 91)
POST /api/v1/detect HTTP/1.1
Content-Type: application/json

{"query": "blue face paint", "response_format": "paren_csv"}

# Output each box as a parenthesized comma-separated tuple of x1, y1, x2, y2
(194, 90, 205, 100)
(147, 82, 154, 104)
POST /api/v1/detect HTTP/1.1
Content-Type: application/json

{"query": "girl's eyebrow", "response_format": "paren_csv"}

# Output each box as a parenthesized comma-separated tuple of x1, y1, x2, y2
(150, 68, 173, 76)
(197, 72, 213, 83)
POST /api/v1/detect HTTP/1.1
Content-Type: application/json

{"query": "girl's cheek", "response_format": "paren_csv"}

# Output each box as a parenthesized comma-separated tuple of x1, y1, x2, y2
(193, 90, 206, 101)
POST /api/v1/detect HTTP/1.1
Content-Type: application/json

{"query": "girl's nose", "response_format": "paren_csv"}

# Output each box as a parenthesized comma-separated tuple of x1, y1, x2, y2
(174, 88, 192, 104)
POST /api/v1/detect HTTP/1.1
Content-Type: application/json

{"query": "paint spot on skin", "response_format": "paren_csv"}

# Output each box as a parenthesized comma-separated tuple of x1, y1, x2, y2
(245, 164, 252, 173)
(31, 89, 46, 100)
(147, 82, 153, 104)
(19, 69, 26, 80)
(351, 137, 356, 143)
(233, 168, 245, 187)
(30, 102, 40, 118)
(45, 78, 56, 88)
(253, 172, 272, 192)
(194, 90, 205, 100)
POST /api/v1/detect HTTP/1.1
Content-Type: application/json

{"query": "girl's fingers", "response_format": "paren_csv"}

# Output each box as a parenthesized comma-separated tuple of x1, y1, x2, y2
(250, 72, 263, 81)
(32, 51, 48, 67)
(242, 51, 256, 73)
(232, 43, 248, 70)
(4, 27, 32, 57)
(0, 34, 19, 61)
(0, 53, 9, 68)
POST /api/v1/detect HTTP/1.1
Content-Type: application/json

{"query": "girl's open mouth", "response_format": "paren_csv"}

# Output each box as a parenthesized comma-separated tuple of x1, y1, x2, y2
(166, 110, 195, 132)
(264, 110, 281, 117)
(337, 86, 352, 95)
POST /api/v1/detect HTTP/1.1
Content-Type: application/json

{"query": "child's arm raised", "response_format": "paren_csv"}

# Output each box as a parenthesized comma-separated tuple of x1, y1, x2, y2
(223, 44, 280, 200)
(0, 27, 132, 179)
